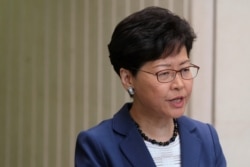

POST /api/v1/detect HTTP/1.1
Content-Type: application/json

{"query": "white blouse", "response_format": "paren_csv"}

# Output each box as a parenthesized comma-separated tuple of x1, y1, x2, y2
(144, 135, 181, 167)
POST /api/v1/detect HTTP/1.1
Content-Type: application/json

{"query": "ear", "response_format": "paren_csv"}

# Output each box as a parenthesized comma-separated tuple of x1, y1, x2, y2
(119, 68, 134, 89)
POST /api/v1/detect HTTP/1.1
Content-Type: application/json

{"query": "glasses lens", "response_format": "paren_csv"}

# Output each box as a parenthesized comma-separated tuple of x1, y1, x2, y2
(157, 70, 175, 82)
(181, 66, 198, 79)
(156, 66, 199, 83)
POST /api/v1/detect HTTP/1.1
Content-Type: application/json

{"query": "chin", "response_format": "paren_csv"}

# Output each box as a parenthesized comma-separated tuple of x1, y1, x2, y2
(171, 109, 185, 118)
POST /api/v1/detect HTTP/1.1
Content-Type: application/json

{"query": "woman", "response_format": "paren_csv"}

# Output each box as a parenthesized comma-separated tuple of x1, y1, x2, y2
(75, 6, 226, 167)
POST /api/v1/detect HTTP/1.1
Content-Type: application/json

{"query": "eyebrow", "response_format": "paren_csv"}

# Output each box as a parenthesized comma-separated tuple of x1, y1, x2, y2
(153, 59, 191, 68)
(180, 60, 191, 65)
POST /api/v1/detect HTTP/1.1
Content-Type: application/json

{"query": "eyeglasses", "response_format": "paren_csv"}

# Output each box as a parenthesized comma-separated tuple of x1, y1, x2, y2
(136, 64, 200, 83)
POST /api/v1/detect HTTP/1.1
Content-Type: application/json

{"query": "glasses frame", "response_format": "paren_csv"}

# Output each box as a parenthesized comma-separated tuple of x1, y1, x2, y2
(136, 64, 200, 83)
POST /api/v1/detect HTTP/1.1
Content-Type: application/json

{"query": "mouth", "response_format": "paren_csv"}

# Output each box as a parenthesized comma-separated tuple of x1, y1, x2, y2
(168, 96, 185, 108)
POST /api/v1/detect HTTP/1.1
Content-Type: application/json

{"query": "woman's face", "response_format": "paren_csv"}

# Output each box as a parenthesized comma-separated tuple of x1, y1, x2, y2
(132, 46, 193, 119)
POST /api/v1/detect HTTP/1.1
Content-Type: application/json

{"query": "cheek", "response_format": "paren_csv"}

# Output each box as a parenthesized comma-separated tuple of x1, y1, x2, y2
(135, 80, 164, 99)
(135, 75, 160, 92)
(186, 80, 193, 97)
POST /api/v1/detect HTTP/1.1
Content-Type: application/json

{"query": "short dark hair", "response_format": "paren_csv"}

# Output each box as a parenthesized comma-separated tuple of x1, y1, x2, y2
(108, 6, 196, 76)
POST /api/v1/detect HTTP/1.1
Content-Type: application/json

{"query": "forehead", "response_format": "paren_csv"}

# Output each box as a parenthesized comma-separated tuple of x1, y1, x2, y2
(143, 47, 190, 69)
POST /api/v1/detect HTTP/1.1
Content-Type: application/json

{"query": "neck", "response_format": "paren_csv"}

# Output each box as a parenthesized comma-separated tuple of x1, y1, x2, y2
(130, 104, 175, 142)
(135, 119, 178, 146)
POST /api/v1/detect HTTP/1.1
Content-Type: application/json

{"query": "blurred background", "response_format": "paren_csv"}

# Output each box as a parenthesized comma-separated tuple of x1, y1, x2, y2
(1, 0, 250, 166)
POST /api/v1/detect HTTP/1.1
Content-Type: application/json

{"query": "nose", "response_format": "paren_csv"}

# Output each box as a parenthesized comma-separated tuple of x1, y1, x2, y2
(170, 72, 184, 89)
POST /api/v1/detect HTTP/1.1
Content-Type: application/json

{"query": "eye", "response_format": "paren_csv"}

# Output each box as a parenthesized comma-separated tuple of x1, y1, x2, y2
(181, 67, 195, 79)
(181, 67, 191, 73)
(157, 70, 171, 77)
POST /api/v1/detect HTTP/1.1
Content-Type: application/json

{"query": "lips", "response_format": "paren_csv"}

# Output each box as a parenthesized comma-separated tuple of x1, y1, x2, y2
(168, 96, 185, 108)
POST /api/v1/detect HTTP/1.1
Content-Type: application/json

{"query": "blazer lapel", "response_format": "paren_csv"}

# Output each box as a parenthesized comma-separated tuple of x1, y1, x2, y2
(112, 103, 156, 167)
(120, 128, 156, 167)
(178, 117, 202, 167)
(113, 104, 202, 167)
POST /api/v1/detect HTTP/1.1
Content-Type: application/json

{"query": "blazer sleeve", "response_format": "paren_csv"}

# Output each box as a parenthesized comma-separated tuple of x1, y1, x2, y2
(75, 131, 107, 167)
(207, 124, 227, 167)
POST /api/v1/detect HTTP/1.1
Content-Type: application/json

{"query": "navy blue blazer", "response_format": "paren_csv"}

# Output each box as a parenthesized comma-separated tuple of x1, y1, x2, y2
(75, 103, 226, 167)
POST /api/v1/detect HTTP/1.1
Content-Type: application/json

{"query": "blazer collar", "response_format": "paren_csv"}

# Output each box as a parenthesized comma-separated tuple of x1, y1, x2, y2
(112, 103, 202, 167)
(178, 117, 202, 167)
(112, 103, 156, 167)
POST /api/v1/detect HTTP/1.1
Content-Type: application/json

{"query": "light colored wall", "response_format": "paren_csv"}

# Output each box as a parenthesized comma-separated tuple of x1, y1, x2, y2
(191, 1, 250, 166)
(215, 0, 250, 166)
(1, 0, 249, 166)
(189, 0, 215, 123)
(0, 0, 185, 167)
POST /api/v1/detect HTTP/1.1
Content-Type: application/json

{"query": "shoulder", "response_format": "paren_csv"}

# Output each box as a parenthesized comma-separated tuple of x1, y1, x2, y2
(75, 119, 122, 166)
(75, 119, 116, 161)
(177, 116, 227, 166)
(178, 116, 214, 130)
(178, 115, 207, 126)
(177, 116, 221, 143)
(76, 103, 133, 144)
(177, 116, 226, 164)
(178, 116, 225, 155)
(77, 119, 113, 142)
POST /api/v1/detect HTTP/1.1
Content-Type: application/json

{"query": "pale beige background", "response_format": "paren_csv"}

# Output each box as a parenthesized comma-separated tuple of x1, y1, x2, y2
(1, 0, 249, 166)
